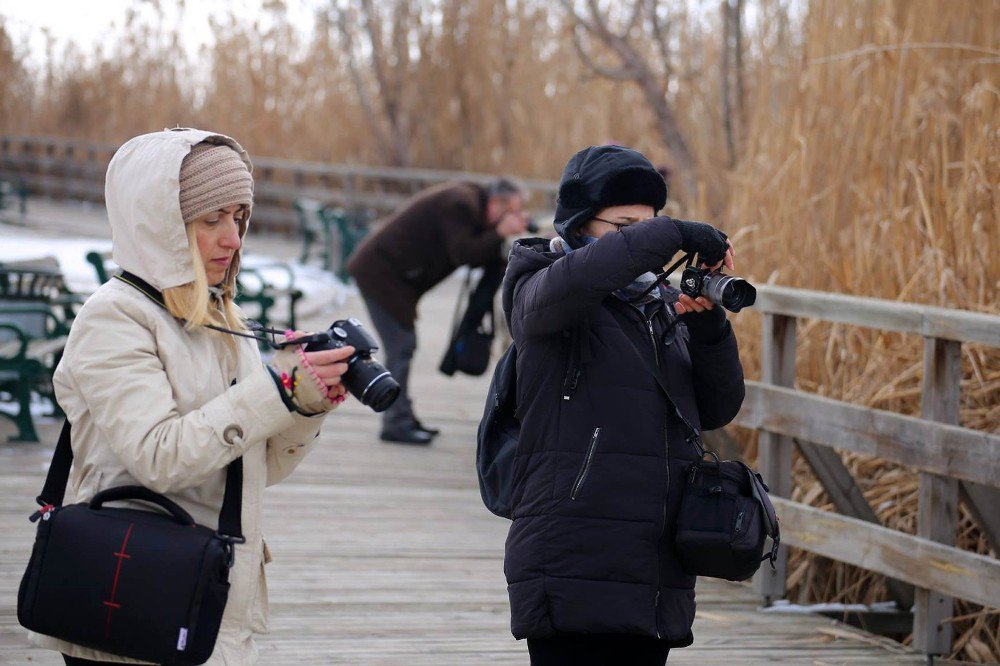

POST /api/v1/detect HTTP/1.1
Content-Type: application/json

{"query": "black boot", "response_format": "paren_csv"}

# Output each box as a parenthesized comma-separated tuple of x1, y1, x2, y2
(412, 418, 440, 436)
(380, 424, 433, 445)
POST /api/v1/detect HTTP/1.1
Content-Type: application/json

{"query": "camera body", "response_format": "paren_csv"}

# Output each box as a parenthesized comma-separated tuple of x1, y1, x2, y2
(303, 318, 400, 412)
(680, 266, 756, 313)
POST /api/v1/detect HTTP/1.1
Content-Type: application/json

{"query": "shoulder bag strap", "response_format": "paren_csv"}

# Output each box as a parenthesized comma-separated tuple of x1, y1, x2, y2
(448, 270, 474, 340)
(36, 420, 73, 508)
(613, 319, 706, 456)
(35, 421, 245, 541)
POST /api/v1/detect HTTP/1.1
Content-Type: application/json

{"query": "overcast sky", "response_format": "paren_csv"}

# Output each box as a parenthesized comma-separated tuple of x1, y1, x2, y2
(0, 0, 317, 67)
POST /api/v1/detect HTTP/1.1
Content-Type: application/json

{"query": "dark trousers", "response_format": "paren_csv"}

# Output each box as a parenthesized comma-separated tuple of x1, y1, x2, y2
(527, 634, 670, 666)
(64, 656, 121, 665)
(361, 294, 418, 430)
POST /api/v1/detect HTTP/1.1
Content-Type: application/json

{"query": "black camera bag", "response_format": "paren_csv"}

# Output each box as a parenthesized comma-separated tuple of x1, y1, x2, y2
(675, 454, 779, 581)
(440, 260, 505, 377)
(18, 421, 244, 665)
(618, 320, 779, 581)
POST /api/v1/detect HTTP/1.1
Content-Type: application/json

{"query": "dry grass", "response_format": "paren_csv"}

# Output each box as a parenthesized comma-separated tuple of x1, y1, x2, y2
(1, 0, 997, 660)
(727, 1, 999, 660)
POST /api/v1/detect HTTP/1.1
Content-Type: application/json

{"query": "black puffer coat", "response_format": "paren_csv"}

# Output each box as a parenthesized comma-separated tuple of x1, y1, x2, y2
(501, 218, 745, 645)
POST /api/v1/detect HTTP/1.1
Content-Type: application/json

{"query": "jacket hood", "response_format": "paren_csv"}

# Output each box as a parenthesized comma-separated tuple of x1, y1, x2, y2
(553, 145, 667, 250)
(105, 128, 253, 291)
(501, 238, 558, 323)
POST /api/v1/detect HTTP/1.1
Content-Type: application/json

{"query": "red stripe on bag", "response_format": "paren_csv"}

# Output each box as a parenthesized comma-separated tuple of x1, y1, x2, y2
(103, 523, 135, 637)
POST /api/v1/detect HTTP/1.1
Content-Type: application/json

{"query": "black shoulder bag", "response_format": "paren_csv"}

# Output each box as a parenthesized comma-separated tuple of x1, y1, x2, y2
(18, 421, 243, 665)
(440, 259, 506, 377)
(619, 321, 780, 582)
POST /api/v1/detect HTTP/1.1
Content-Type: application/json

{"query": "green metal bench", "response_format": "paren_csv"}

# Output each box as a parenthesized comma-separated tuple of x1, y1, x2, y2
(0, 176, 28, 217)
(294, 198, 335, 269)
(0, 263, 78, 442)
(294, 198, 371, 280)
(87, 250, 302, 332)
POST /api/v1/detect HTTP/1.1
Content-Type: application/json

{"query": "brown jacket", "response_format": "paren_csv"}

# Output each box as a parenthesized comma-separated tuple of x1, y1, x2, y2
(347, 181, 503, 326)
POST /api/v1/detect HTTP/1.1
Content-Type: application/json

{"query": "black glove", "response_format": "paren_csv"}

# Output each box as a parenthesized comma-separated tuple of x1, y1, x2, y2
(672, 219, 729, 266)
(680, 303, 728, 344)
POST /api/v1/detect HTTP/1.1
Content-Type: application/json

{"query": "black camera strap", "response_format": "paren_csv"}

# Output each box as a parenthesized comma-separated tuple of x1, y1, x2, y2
(34, 421, 245, 542)
(630, 253, 693, 304)
(114, 270, 298, 348)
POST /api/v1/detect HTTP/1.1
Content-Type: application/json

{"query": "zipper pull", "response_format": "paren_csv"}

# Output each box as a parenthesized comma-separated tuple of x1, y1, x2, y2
(29, 504, 55, 523)
(734, 511, 744, 533)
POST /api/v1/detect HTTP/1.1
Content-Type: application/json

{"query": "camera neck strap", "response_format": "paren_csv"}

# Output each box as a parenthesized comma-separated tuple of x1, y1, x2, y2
(114, 270, 295, 348)
(630, 253, 694, 304)
(36, 421, 245, 541)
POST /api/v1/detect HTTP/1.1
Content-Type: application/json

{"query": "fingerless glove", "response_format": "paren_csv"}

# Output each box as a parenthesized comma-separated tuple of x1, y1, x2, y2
(672, 219, 729, 266)
(268, 337, 344, 415)
(681, 304, 729, 345)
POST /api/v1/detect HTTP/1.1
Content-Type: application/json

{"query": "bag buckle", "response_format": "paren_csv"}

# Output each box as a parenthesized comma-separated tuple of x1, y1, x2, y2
(216, 533, 247, 568)
(29, 503, 55, 523)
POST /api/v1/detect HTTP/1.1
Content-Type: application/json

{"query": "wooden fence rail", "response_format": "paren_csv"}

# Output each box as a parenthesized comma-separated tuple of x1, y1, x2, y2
(0, 135, 559, 233)
(743, 284, 1000, 658)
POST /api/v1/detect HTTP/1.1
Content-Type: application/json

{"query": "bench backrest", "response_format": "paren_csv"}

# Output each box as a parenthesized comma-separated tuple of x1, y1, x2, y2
(0, 268, 67, 339)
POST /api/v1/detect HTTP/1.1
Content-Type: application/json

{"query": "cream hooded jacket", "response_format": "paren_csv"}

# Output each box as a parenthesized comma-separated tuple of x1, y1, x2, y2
(34, 129, 325, 664)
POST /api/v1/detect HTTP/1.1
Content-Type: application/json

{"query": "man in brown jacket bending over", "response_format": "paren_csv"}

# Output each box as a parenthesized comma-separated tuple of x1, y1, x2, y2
(347, 179, 530, 444)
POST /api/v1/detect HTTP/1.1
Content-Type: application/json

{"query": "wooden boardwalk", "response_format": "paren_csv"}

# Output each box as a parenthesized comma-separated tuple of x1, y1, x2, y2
(0, 215, 931, 664)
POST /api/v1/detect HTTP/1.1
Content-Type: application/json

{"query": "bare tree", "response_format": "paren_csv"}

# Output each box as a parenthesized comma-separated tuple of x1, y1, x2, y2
(559, 0, 697, 191)
(332, 0, 415, 167)
(721, 0, 746, 168)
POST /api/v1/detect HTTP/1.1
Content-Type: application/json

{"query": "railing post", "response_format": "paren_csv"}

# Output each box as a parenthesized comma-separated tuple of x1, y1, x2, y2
(753, 313, 796, 605)
(913, 337, 961, 655)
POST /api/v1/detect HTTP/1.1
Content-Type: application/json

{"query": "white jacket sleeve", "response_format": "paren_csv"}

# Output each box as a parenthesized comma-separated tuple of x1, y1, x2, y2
(265, 413, 325, 486)
(58, 300, 300, 494)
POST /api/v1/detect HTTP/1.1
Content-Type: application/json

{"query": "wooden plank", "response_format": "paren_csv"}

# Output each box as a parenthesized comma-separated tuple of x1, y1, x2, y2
(771, 497, 999, 611)
(959, 481, 1000, 555)
(754, 284, 1000, 347)
(734, 382, 1000, 488)
(753, 313, 795, 604)
(913, 337, 961, 654)
(794, 439, 914, 610)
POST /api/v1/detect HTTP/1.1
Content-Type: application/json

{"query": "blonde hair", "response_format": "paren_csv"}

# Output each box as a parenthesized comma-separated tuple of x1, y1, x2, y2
(162, 223, 247, 334)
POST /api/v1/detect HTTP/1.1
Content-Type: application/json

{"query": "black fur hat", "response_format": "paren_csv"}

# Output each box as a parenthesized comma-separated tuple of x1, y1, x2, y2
(553, 145, 668, 249)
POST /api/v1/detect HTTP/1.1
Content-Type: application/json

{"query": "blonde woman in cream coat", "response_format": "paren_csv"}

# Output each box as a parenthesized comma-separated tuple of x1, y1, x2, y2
(32, 129, 354, 665)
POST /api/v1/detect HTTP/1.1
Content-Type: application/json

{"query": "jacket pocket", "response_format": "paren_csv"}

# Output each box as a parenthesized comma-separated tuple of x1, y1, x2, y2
(571, 427, 601, 500)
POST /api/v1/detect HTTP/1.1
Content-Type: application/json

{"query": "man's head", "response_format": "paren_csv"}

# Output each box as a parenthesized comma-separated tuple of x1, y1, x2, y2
(485, 177, 526, 228)
(553, 145, 667, 249)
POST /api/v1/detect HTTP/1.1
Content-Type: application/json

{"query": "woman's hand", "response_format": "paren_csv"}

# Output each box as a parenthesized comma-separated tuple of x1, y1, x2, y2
(674, 239, 735, 315)
(300, 344, 356, 400)
(269, 330, 356, 414)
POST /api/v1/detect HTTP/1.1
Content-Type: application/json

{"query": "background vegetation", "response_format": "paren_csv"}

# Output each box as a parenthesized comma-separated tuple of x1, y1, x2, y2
(1, 0, 997, 659)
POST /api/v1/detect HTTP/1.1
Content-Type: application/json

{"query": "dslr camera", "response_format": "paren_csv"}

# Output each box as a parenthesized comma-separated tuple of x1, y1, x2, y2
(303, 318, 400, 412)
(679, 266, 756, 313)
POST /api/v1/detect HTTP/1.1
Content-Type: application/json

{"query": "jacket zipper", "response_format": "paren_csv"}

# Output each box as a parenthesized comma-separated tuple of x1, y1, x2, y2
(628, 303, 669, 639)
(571, 427, 601, 500)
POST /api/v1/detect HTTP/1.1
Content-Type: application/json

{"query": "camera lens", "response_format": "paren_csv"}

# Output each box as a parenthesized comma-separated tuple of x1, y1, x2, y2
(343, 356, 400, 412)
(705, 274, 757, 312)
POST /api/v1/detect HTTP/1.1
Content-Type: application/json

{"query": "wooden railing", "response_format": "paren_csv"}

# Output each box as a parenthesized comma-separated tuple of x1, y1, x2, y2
(0, 135, 559, 233)
(740, 284, 1000, 656)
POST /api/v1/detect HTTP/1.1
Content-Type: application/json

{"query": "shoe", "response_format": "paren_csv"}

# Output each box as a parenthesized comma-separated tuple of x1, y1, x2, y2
(412, 418, 440, 436)
(380, 426, 433, 445)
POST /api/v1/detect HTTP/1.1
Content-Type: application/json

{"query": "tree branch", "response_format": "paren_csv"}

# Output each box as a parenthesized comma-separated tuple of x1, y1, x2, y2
(648, 0, 673, 81)
(570, 24, 640, 81)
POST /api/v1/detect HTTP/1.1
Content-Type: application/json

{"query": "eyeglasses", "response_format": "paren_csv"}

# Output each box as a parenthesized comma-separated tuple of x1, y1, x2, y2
(591, 216, 633, 232)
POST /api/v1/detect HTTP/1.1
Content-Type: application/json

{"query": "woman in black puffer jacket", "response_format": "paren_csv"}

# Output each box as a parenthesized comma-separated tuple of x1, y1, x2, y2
(502, 145, 745, 666)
